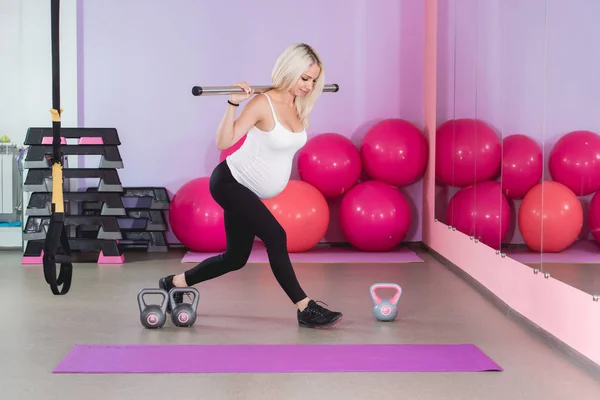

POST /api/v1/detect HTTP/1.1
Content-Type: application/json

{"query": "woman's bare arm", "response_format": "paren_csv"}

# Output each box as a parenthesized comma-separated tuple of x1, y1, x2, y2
(215, 92, 268, 150)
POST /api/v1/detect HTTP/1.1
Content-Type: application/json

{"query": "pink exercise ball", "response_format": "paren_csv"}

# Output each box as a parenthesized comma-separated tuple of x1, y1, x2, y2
(548, 130, 600, 196)
(436, 118, 501, 187)
(262, 180, 330, 252)
(518, 181, 582, 252)
(339, 181, 411, 251)
(219, 134, 247, 162)
(297, 133, 361, 198)
(588, 191, 600, 245)
(446, 181, 510, 248)
(501, 134, 543, 199)
(360, 119, 428, 187)
(169, 177, 226, 252)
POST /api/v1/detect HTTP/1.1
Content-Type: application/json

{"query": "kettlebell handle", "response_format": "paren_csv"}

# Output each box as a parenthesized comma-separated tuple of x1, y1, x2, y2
(137, 288, 169, 315)
(370, 283, 402, 305)
(169, 287, 200, 309)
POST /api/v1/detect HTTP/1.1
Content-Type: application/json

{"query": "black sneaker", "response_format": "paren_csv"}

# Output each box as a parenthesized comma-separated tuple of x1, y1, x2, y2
(158, 275, 183, 313)
(297, 300, 343, 329)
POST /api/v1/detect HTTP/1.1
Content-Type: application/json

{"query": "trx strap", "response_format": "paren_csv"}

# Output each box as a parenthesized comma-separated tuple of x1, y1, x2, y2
(43, 0, 73, 295)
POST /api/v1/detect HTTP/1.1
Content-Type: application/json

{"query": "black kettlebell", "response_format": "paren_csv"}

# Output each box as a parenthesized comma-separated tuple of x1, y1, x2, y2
(170, 287, 200, 327)
(137, 288, 169, 329)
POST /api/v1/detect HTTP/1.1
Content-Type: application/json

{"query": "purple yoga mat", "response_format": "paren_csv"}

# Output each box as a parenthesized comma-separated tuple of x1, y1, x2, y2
(181, 243, 424, 264)
(53, 344, 502, 374)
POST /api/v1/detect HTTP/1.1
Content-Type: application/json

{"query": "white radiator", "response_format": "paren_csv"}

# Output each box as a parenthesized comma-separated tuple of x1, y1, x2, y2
(0, 143, 22, 224)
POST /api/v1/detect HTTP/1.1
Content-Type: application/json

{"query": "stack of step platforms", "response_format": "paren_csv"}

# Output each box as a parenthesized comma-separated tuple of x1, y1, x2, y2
(21, 127, 126, 265)
(79, 187, 170, 253)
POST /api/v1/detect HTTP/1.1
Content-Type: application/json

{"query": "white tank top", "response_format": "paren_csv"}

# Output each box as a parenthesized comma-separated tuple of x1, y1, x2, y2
(225, 93, 308, 199)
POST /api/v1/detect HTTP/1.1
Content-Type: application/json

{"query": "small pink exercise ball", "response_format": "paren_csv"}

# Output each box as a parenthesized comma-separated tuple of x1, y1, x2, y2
(501, 134, 543, 199)
(219, 134, 247, 162)
(262, 180, 330, 252)
(339, 180, 412, 251)
(446, 181, 511, 248)
(436, 118, 501, 187)
(169, 177, 226, 252)
(297, 133, 361, 198)
(548, 130, 600, 196)
(360, 119, 428, 187)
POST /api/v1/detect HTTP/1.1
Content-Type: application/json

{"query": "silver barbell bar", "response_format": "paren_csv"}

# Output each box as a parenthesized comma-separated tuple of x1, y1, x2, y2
(191, 84, 340, 96)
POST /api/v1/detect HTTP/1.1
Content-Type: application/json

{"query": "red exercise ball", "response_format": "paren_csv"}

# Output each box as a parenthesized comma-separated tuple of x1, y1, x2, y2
(501, 134, 543, 199)
(360, 119, 428, 187)
(339, 181, 411, 251)
(169, 177, 226, 252)
(588, 190, 600, 245)
(297, 133, 361, 198)
(435, 118, 501, 187)
(518, 181, 582, 252)
(219, 134, 247, 162)
(446, 181, 511, 248)
(548, 130, 600, 196)
(262, 180, 330, 252)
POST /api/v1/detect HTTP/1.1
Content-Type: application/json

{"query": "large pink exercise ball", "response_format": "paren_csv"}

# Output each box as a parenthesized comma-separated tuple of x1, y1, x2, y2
(548, 130, 600, 196)
(297, 133, 361, 198)
(446, 181, 510, 248)
(262, 180, 329, 252)
(219, 134, 247, 162)
(339, 181, 411, 251)
(501, 134, 543, 199)
(588, 191, 600, 245)
(360, 119, 428, 187)
(436, 118, 501, 187)
(518, 181, 582, 252)
(169, 177, 226, 252)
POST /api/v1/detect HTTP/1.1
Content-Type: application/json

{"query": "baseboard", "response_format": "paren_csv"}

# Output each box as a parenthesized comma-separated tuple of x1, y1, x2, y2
(419, 242, 600, 382)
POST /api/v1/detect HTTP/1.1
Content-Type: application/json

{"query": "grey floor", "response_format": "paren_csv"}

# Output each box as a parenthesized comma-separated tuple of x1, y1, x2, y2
(501, 241, 600, 297)
(2, 248, 600, 400)
(520, 261, 600, 297)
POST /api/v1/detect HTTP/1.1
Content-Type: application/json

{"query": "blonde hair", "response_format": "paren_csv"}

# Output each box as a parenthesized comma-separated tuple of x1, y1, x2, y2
(271, 43, 325, 129)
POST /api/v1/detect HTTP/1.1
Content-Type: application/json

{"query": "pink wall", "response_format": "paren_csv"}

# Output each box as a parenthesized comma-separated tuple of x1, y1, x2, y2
(424, 0, 600, 366)
(78, 0, 426, 243)
(422, 0, 437, 245)
(434, 0, 600, 245)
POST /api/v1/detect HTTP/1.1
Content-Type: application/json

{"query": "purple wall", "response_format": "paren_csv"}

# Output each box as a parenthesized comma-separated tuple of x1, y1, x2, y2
(435, 0, 600, 245)
(79, 0, 426, 243)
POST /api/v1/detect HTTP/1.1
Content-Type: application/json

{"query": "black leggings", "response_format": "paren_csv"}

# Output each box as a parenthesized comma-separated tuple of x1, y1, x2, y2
(183, 161, 307, 304)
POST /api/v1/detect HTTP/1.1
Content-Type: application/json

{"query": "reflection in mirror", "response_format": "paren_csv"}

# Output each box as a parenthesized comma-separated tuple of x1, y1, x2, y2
(474, 0, 505, 254)
(434, 0, 455, 226)
(435, 0, 503, 250)
(535, 0, 600, 297)
(497, 0, 600, 298)
(497, 0, 546, 268)
(433, 0, 600, 297)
